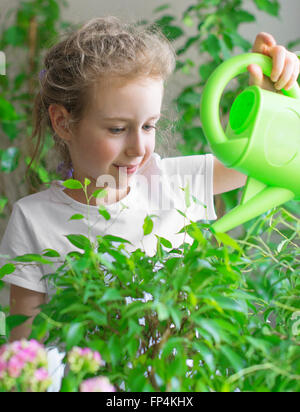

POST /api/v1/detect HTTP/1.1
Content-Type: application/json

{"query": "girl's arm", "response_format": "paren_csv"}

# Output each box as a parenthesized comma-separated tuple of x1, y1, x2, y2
(213, 156, 247, 195)
(9, 284, 46, 342)
(213, 32, 300, 195)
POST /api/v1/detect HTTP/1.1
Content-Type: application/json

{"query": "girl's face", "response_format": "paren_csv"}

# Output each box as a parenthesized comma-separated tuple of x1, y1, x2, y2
(68, 76, 164, 196)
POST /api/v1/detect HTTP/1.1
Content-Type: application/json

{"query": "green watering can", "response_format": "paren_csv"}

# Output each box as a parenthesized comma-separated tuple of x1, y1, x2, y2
(200, 52, 300, 233)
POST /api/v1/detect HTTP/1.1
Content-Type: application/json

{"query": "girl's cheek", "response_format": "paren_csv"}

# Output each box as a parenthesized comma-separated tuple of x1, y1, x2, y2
(96, 140, 121, 160)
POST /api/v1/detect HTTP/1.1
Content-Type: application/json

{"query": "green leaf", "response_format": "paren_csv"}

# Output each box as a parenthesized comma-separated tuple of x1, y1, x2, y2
(64, 322, 85, 350)
(156, 302, 169, 321)
(13, 253, 53, 264)
(177, 91, 201, 106)
(108, 334, 122, 366)
(154, 4, 170, 13)
(92, 188, 107, 199)
(175, 209, 187, 219)
(214, 232, 242, 252)
(0, 197, 8, 214)
(220, 345, 244, 372)
(61, 179, 83, 189)
(197, 319, 221, 344)
(219, 38, 232, 60)
(246, 337, 272, 355)
(181, 59, 195, 75)
(186, 224, 206, 245)
(277, 239, 289, 254)
(103, 234, 132, 245)
(14, 73, 26, 90)
(183, 14, 194, 27)
(60, 303, 88, 315)
(98, 206, 111, 221)
(155, 15, 175, 26)
(84, 178, 91, 187)
(100, 289, 122, 303)
(60, 375, 78, 393)
(203, 0, 221, 5)
(228, 32, 252, 51)
(3, 26, 26, 46)
(68, 213, 84, 221)
(193, 342, 215, 372)
(233, 10, 256, 23)
(202, 34, 221, 60)
(1, 121, 19, 141)
(6, 315, 29, 336)
(86, 311, 107, 326)
(199, 61, 219, 82)
(42, 249, 60, 258)
(211, 295, 247, 314)
(169, 307, 182, 329)
(183, 181, 191, 209)
(287, 38, 300, 49)
(143, 215, 154, 236)
(0, 263, 15, 279)
(0, 147, 20, 173)
(162, 25, 184, 41)
(254, 0, 280, 16)
(157, 236, 172, 249)
(65, 234, 92, 251)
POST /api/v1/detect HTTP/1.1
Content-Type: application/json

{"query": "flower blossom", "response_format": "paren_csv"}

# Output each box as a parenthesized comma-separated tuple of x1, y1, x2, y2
(0, 339, 51, 392)
(67, 346, 102, 374)
(80, 376, 116, 392)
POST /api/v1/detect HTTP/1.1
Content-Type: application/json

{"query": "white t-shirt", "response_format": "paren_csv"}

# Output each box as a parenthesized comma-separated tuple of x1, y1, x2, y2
(0, 152, 217, 297)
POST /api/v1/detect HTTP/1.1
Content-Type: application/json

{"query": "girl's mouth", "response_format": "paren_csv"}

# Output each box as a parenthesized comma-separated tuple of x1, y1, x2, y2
(114, 164, 138, 174)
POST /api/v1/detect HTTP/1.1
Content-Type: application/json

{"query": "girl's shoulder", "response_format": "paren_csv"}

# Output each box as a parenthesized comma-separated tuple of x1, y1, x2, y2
(12, 182, 58, 219)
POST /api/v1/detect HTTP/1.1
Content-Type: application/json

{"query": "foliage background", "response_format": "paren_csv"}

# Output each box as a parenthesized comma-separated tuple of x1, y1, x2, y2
(0, 0, 299, 392)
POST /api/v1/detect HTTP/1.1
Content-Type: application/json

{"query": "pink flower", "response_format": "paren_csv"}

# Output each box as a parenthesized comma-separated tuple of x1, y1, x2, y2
(34, 368, 49, 382)
(68, 347, 102, 374)
(0, 344, 8, 357)
(80, 348, 91, 356)
(7, 355, 24, 378)
(80, 377, 116, 392)
(93, 351, 102, 364)
(11, 341, 23, 352)
(19, 348, 37, 363)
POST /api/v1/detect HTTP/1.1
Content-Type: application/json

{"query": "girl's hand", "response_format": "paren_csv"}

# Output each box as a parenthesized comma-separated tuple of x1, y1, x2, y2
(247, 32, 300, 92)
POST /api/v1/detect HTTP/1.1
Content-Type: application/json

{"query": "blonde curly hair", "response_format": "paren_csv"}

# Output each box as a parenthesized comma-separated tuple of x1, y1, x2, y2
(27, 16, 176, 184)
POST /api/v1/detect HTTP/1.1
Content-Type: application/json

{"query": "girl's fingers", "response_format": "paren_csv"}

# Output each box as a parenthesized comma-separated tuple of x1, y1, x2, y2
(250, 32, 300, 91)
(247, 64, 264, 86)
(274, 53, 297, 90)
(284, 56, 300, 90)
(269, 45, 286, 82)
(252, 32, 276, 54)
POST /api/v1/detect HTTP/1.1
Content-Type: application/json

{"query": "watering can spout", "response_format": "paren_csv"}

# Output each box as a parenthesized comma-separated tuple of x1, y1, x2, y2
(212, 185, 294, 234)
(200, 52, 300, 233)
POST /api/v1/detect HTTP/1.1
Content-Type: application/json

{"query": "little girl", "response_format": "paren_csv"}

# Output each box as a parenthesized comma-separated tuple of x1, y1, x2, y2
(0, 16, 299, 391)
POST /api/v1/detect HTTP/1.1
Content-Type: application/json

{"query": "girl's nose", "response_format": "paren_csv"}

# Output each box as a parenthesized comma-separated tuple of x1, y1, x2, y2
(127, 128, 146, 156)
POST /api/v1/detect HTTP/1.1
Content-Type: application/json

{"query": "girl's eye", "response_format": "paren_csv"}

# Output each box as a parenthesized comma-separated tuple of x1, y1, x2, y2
(109, 125, 156, 134)
(143, 125, 156, 132)
(109, 128, 125, 134)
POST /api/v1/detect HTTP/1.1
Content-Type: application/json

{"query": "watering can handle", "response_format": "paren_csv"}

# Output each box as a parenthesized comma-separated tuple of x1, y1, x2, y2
(200, 53, 300, 147)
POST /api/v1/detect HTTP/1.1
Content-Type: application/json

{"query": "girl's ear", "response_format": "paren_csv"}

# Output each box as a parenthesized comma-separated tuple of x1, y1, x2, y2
(48, 104, 72, 142)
